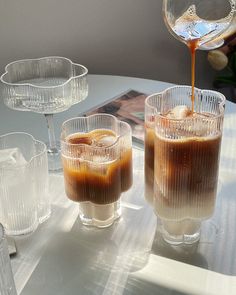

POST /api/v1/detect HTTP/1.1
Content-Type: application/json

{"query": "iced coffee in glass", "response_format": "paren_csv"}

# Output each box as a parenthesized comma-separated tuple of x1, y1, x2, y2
(147, 86, 225, 244)
(61, 114, 133, 228)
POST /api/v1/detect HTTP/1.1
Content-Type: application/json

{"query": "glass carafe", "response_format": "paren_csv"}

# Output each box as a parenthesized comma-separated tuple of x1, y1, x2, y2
(163, 0, 235, 50)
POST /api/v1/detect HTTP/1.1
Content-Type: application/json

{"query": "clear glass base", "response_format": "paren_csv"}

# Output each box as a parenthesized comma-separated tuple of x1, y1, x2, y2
(47, 141, 62, 172)
(79, 200, 121, 228)
(161, 219, 201, 245)
(38, 207, 51, 224)
(5, 220, 38, 236)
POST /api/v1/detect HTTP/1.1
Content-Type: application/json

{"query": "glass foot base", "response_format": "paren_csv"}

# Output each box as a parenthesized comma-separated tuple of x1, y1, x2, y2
(161, 219, 201, 245)
(47, 141, 62, 172)
(5, 220, 38, 236)
(38, 207, 51, 224)
(79, 201, 121, 228)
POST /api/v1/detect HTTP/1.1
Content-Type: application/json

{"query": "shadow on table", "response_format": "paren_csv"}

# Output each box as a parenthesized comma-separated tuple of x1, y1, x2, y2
(150, 172, 236, 276)
(21, 170, 236, 294)
(151, 228, 208, 270)
(21, 215, 152, 295)
(20, 229, 191, 295)
(21, 229, 117, 295)
(123, 277, 191, 295)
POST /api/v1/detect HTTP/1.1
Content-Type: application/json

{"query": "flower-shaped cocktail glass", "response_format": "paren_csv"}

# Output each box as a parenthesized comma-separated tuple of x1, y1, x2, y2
(0, 57, 88, 171)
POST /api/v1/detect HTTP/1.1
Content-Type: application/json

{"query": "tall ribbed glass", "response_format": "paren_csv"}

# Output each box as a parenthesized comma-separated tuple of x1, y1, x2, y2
(0, 132, 50, 235)
(0, 224, 17, 295)
(61, 114, 133, 228)
(147, 86, 225, 244)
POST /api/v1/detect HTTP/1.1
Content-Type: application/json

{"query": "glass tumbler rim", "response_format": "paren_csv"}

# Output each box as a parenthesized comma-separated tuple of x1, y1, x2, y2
(61, 113, 131, 149)
(0, 132, 47, 169)
(145, 85, 226, 121)
(0, 56, 88, 89)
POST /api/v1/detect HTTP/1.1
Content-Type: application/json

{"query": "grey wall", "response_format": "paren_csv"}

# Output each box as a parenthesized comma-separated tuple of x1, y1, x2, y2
(0, 0, 216, 89)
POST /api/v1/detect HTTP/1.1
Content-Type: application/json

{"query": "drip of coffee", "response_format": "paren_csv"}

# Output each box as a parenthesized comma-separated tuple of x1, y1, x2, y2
(172, 4, 233, 111)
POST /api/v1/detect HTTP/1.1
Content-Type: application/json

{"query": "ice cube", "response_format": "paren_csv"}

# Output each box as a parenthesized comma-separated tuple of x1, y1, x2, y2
(188, 119, 208, 136)
(90, 129, 117, 148)
(95, 135, 117, 147)
(0, 148, 30, 222)
(0, 148, 27, 168)
(92, 155, 108, 163)
(167, 105, 191, 119)
(89, 155, 111, 175)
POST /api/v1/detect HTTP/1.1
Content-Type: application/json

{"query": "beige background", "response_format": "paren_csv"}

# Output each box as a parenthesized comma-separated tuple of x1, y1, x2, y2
(0, 0, 217, 89)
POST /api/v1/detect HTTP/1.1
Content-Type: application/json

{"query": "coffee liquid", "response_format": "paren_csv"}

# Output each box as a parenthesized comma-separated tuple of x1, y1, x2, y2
(62, 129, 133, 205)
(154, 122, 221, 220)
(188, 40, 198, 113)
(144, 126, 155, 203)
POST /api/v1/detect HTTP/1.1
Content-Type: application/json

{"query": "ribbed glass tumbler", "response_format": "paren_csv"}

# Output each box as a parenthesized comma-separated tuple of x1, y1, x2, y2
(0, 224, 17, 295)
(145, 86, 225, 245)
(61, 114, 133, 228)
(0, 132, 50, 235)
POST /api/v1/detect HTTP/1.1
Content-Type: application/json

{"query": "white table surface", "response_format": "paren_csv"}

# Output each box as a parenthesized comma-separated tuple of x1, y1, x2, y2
(1, 75, 236, 295)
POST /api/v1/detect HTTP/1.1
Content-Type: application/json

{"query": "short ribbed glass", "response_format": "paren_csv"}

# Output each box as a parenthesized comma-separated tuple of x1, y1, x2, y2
(0, 56, 88, 114)
(0, 132, 50, 235)
(146, 86, 225, 244)
(0, 224, 17, 295)
(61, 114, 133, 228)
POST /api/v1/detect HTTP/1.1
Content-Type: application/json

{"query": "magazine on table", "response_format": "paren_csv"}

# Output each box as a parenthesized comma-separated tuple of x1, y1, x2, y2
(84, 89, 147, 144)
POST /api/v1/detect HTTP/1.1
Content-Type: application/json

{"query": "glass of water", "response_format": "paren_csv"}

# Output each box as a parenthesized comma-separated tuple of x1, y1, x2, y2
(0, 132, 50, 235)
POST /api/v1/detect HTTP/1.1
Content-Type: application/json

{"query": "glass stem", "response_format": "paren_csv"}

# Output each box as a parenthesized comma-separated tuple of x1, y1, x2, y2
(44, 114, 57, 151)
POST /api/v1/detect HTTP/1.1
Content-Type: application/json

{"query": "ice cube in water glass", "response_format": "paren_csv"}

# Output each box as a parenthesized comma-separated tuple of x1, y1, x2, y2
(0, 148, 37, 234)
(0, 148, 27, 168)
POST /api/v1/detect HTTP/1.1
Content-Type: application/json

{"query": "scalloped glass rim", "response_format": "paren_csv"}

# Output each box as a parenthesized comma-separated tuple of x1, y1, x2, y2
(0, 132, 47, 168)
(61, 113, 130, 149)
(0, 56, 88, 89)
(145, 85, 226, 121)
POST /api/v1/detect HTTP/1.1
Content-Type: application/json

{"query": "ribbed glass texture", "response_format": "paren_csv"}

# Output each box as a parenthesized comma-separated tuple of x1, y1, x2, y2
(144, 94, 161, 204)
(148, 86, 225, 225)
(0, 57, 88, 114)
(61, 114, 133, 227)
(33, 140, 50, 224)
(0, 224, 17, 295)
(0, 132, 50, 235)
